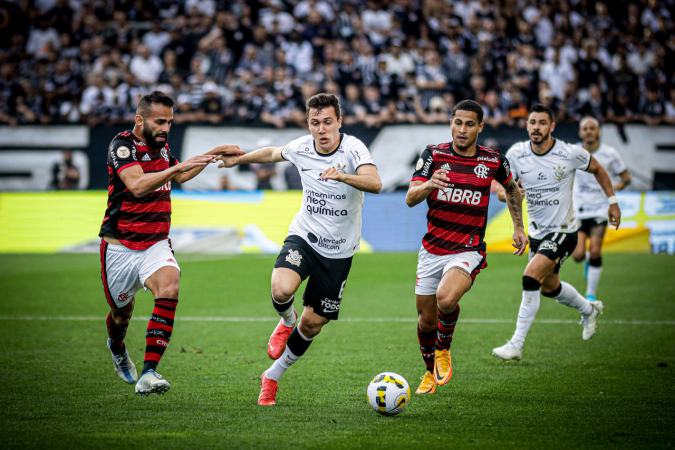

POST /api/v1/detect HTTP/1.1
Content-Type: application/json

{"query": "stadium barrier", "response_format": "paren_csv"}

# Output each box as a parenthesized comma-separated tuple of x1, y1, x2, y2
(1, 191, 673, 254)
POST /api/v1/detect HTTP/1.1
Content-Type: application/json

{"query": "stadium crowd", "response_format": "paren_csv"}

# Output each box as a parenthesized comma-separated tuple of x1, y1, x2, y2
(0, 0, 674, 128)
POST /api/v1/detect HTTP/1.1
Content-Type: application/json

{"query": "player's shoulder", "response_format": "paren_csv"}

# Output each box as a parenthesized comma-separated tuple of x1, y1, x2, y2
(340, 133, 367, 149)
(505, 140, 530, 158)
(286, 134, 314, 150)
(598, 143, 620, 157)
(425, 142, 452, 157)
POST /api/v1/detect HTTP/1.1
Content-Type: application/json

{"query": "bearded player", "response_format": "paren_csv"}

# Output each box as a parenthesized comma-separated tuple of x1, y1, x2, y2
(406, 100, 528, 394)
(492, 105, 621, 362)
(100, 91, 243, 395)
(217, 93, 381, 406)
(572, 117, 631, 301)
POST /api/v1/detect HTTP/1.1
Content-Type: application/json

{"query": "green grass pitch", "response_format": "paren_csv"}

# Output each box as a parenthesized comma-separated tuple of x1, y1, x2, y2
(0, 253, 673, 449)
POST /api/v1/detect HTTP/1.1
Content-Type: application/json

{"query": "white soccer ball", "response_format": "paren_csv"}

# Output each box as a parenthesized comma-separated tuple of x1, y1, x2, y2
(366, 372, 411, 416)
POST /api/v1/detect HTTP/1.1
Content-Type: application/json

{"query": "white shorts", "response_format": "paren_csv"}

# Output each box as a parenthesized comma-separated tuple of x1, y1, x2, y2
(100, 239, 181, 308)
(415, 247, 486, 296)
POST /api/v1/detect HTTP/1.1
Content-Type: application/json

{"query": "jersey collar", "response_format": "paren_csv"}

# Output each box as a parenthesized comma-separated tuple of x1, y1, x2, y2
(530, 138, 556, 157)
(313, 133, 343, 157)
(450, 144, 479, 159)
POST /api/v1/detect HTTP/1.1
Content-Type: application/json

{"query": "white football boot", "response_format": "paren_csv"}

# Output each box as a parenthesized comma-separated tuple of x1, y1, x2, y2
(107, 339, 137, 384)
(135, 370, 171, 397)
(492, 340, 523, 361)
(581, 301, 604, 341)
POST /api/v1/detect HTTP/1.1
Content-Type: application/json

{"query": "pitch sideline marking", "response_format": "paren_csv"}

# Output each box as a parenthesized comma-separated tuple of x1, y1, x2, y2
(0, 316, 674, 325)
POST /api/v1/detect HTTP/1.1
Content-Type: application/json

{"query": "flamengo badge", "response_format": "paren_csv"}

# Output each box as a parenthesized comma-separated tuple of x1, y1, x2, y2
(474, 163, 489, 179)
(161, 148, 169, 161)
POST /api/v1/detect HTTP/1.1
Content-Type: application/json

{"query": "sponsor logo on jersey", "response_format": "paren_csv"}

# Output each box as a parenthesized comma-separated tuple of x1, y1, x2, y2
(539, 240, 558, 252)
(538, 172, 547, 180)
(478, 156, 499, 163)
(133, 140, 144, 147)
(550, 150, 569, 159)
(552, 165, 566, 181)
(350, 149, 361, 162)
(440, 163, 451, 170)
(296, 146, 313, 155)
(285, 249, 303, 266)
(154, 182, 171, 192)
(517, 152, 531, 159)
(474, 163, 489, 179)
(301, 167, 311, 171)
(437, 187, 482, 205)
(320, 297, 340, 314)
(305, 190, 348, 216)
(117, 146, 131, 159)
(416, 158, 424, 171)
(161, 148, 169, 162)
(142, 154, 151, 161)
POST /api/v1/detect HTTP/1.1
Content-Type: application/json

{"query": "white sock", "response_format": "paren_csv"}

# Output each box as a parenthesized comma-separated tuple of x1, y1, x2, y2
(555, 281, 593, 315)
(272, 294, 297, 327)
(586, 266, 602, 297)
(511, 290, 540, 348)
(264, 328, 313, 381)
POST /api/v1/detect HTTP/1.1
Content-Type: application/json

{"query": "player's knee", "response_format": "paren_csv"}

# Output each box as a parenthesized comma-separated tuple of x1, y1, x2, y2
(271, 283, 295, 302)
(160, 280, 180, 299)
(112, 313, 131, 327)
(589, 247, 602, 260)
(417, 313, 436, 331)
(298, 319, 324, 339)
(436, 291, 460, 314)
(572, 251, 585, 263)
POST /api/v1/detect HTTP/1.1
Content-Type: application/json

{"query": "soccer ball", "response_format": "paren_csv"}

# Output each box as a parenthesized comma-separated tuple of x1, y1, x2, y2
(366, 372, 411, 416)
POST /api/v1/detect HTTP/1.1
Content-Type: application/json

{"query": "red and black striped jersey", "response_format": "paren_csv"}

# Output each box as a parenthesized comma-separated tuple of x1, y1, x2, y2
(99, 130, 178, 250)
(411, 143, 512, 255)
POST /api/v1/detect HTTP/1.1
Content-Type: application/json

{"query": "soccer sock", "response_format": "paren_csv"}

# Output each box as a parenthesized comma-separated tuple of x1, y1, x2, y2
(511, 276, 541, 348)
(586, 257, 603, 297)
(417, 325, 437, 372)
(106, 312, 128, 354)
(436, 305, 460, 351)
(272, 291, 296, 327)
(265, 327, 313, 381)
(548, 281, 593, 315)
(142, 297, 178, 374)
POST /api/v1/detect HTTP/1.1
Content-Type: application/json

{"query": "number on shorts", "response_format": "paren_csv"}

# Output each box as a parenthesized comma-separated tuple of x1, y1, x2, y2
(338, 280, 347, 299)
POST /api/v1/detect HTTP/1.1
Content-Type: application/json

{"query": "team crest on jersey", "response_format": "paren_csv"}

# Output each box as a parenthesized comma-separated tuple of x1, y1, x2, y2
(161, 148, 169, 162)
(286, 249, 303, 266)
(116, 146, 130, 159)
(334, 163, 347, 174)
(474, 163, 489, 179)
(552, 165, 566, 181)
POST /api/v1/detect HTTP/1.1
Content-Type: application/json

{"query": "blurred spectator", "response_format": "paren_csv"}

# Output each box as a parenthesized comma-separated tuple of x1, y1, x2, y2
(142, 22, 170, 57)
(130, 44, 164, 85)
(665, 87, 675, 125)
(50, 150, 80, 190)
(639, 85, 666, 126)
(416, 49, 446, 109)
(607, 87, 638, 124)
(26, 15, 60, 57)
(580, 84, 608, 122)
(284, 164, 303, 190)
(251, 163, 277, 190)
(539, 48, 574, 101)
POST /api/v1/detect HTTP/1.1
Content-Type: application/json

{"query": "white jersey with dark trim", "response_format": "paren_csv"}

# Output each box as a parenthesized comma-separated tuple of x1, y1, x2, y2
(281, 133, 376, 258)
(573, 143, 626, 220)
(506, 139, 591, 239)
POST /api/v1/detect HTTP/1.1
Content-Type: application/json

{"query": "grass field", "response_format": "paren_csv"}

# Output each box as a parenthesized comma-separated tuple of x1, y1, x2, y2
(0, 252, 674, 449)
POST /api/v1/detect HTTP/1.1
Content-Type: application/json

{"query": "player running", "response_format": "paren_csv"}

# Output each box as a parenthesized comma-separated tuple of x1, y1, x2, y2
(572, 117, 631, 301)
(406, 100, 528, 394)
(492, 105, 621, 362)
(99, 91, 243, 396)
(216, 93, 381, 406)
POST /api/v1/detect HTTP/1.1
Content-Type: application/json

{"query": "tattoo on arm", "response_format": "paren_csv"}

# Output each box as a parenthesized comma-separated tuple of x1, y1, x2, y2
(449, 266, 471, 279)
(503, 178, 524, 228)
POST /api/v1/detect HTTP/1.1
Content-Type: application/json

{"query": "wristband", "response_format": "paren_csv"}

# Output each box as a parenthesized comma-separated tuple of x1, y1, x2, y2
(607, 196, 618, 205)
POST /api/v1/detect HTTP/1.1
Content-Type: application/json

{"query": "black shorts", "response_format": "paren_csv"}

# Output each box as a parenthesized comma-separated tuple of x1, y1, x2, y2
(274, 235, 353, 321)
(529, 231, 578, 274)
(578, 218, 608, 235)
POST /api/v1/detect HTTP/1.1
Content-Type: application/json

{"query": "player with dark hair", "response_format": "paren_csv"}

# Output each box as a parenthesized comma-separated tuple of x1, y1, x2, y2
(492, 105, 621, 362)
(100, 90, 244, 396)
(406, 99, 528, 394)
(572, 117, 631, 301)
(217, 93, 382, 406)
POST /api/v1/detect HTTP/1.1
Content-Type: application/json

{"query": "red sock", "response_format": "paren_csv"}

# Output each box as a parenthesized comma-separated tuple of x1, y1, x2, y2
(106, 312, 127, 354)
(143, 298, 177, 373)
(417, 325, 437, 372)
(436, 305, 460, 350)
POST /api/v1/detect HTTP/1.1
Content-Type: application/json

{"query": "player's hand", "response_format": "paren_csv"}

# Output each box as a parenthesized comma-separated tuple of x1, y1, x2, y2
(517, 179, 525, 197)
(321, 167, 345, 182)
(424, 169, 450, 190)
(512, 227, 529, 256)
(608, 204, 621, 230)
(176, 154, 217, 172)
(209, 144, 245, 157)
(216, 154, 242, 168)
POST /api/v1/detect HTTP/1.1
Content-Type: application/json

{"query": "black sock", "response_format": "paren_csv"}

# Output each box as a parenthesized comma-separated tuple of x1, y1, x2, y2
(272, 292, 294, 312)
(417, 326, 436, 372)
(286, 327, 313, 357)
(106, 312, 127, 354)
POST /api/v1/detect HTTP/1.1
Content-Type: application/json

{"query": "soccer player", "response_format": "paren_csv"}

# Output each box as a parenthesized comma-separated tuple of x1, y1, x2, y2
(492, 105, 621, 362)
(405, 100, 528, 394)
(99, 91, 244, 396)
(216, 93, 381, 406)
(572, 117, 631, 301)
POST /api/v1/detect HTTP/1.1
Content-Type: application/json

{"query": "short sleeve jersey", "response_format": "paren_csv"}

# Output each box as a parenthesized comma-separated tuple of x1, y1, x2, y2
(411, 143, 512, 255)
(506, 139, 591, 239)
(99, 130, 178, 250)
(573, 143, 627, 219)
(281, 133, 376, 258)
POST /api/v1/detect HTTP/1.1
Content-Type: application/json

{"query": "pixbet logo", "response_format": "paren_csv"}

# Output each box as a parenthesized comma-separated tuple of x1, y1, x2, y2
(437, 188, 482, 205)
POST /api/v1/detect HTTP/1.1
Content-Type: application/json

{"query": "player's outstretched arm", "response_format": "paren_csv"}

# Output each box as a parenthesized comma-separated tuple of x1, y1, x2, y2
(217, 146, 285, 168)
(119, 154, 217, 197)
(174, 144, 244, 184)
(502, 177, 528, 256)
(321, 165, 382, 194)
(405, 169, 449, 207)
(585, 156, 622, 229)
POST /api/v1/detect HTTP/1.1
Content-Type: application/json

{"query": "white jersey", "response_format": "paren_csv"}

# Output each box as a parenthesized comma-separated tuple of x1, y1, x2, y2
(506, 139, 591, 239)
(573, 143, 627, 220)
(281, 133, 375, 258)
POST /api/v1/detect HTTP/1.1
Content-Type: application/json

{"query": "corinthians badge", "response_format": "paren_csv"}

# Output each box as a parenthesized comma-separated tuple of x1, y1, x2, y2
(552, 165, 566, 181)
(286, 249, 303, 267)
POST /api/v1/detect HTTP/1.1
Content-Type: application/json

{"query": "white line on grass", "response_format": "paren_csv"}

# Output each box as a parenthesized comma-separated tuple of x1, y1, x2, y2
(0, 316, 674, 325)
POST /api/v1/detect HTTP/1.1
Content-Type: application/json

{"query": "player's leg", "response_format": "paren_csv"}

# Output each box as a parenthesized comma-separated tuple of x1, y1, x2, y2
(433, 265, 474, 385)
(572, 230, 588, 264)
(585, 222, 607, 300)
(415, 294, 437, 394)
(106, 298, 138, 384)
(268, 237, 312, 359)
